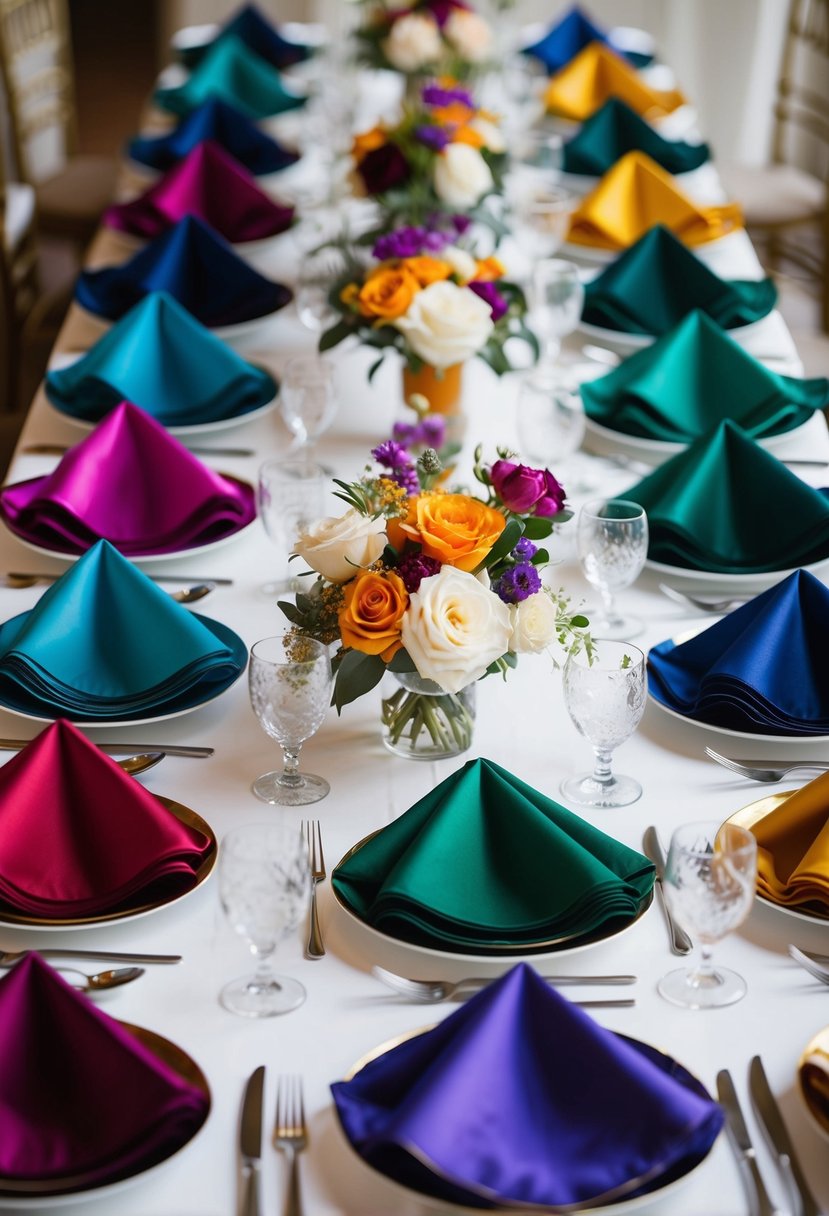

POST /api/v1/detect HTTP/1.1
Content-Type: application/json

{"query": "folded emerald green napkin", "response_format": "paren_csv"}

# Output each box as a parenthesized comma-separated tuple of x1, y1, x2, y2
(582, 226, 776, 335)
(563, 99, 710, 177)
(332, 758, 654, 950)
(622, 419, 829, 573)
(581, 311, 827, 443)
(154, 33, 305, 120)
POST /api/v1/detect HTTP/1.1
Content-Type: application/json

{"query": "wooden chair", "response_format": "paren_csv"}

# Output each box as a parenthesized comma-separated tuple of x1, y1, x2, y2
(0, 0, 117, 249)
(721, 0, 828, 331)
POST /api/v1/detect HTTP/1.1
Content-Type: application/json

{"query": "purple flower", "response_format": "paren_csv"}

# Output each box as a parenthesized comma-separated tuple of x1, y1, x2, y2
(513, 536, 537, 560)
(415, 124, 451, 151)
(469, 280, 508, 322)
(392, 464, 420, 495)
(372, 224, 453, 261)
(392, 421, 418, 446)
(496, 562, 542, 604)
(418, 415, 446, 448)
(397, 552, 441, 592)
(356, 143, 411, 196)
(424, 0, 471, 30)
(452, 214, 472, 235)
(490, 460, 567, 517)
(421, 83, 475, 108)
(372, 440, 410, 469)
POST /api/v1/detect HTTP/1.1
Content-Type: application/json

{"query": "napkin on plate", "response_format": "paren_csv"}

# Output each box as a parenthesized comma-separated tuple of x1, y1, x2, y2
(0, 401, 257, 556)
(128, 97, 300, 177)
(562, 98, 710, 177)
(522, 9, 621, 74)
(800, 1048, 829, 1126)
(332, 757, 654, 949)
(621, 419, 829, 573)
(750, 772, 829, 909)
(45, 291, 276, 426)
(154, 32, 306, 120)
(0, 953, 208, 1185)
(0, 540, 247, 721)
(581, 227, 776, 335)
(332, 963, 723, 1209)
(0, 720, 212, 917)
(648, 569, 829, 735)
(181, 3, 312, 70)
(103, 140, 294, 243)
(544, 41, 684, 122)
(580, 311, 823, 443)
(566, 151, 743, 251)
(76, 215, 292, 327)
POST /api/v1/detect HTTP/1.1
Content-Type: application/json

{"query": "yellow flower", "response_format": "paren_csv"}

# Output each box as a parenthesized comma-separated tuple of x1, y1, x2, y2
(351, 126, 387, 164)
(402, 256, 452, 287)
(431, 101, 475, 127)
(339, 569, 409, 661)
(473, 255, 506, 281)
(358, 265, 421, 320)
(452, 124, 485, 149)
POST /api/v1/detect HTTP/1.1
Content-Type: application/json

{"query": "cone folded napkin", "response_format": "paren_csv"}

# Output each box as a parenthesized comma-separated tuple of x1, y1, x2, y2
(522, 8, 653, 74)
(180, 4, 311, 71)
(563, 98, 709, 177)
(155, 32, 305, 120)
(544, 42, 684, 122)
(128, 97, 300, 176)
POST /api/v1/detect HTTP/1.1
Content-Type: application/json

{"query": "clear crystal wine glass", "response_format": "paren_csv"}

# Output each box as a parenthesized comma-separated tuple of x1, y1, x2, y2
(279, 354, 339, 453)
(560, 640, 647, 808)
(249, 632, 333, 805)
(577, 499, 648, 639)
(530, 258, 585, 378)
(296, 246, 346, 334)
(218, 823, 310, 1017)
(257, 458, 326, 594)
(512, 184, 577, 260)
(658, 821, 757, 1009)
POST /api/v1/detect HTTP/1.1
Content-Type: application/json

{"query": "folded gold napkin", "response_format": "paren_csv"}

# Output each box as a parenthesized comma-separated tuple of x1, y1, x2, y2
(753, 772, 829, 909)
(544, 41, 685, 122)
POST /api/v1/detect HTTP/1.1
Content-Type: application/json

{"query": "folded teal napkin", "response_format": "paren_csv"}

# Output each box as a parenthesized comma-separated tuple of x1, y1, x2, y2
(563, 98, 710, 177)
(155, 33, 305, 120)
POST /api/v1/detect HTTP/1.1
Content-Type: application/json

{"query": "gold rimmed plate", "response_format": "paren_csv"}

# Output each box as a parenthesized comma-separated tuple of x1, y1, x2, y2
(0, 1021, 210, 1205)
(338, 1026, 717, 1214)
(0, 795, 217, 931)
(333, 831, 653, 963)
(798, 1025, 829, 1141)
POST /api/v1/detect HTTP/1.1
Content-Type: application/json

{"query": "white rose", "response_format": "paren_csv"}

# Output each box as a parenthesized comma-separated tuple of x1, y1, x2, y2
(293, 509, 386, 583)
(393, 279, 494, 368)
(444, 10, 493, 62)
(401, 566, 512, 693)
(468, 116, 506, 154)
(433, 142, 493, 209)
(509, 591, 560, 653)
(441, 244, 478, 283)
(382, 12, 442, 72)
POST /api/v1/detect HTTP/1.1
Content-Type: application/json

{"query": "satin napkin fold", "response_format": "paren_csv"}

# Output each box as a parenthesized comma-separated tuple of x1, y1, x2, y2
(0, 401, 256, 556)
(567, 151, 743, 251)
(0, 953, 208, 1184)
(155, 32, 305, 120)
(45, 291, 276, 426)
(622, 420, 829, 573)
(544, 41, 684, 122)
(0, 720, 211, 917)
(0, 540, 247, 721)
(332, 757, 654, 949)
(332, 963, 723, 1209)
(128, 98, 300, 177)
(648, 569, 829, 735)
(76, 215, 292, 327)
(582, 227, 776, 335)
(522, 8, 641, 74)
(104, 140, 294, 243)
(180, 4, 312, 70)
(562, 98, 710, 177)
(581, 310, 822, 443)
(751, 772, 829, 909)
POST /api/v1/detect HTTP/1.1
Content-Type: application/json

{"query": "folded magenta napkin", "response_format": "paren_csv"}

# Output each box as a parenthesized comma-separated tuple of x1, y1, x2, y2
(45, 292, 276, 426)
(128, 98, 300, 176)
(332, 964, 722, 1208)
(103, 140, 294, 242)
(0, 401, 256, 556)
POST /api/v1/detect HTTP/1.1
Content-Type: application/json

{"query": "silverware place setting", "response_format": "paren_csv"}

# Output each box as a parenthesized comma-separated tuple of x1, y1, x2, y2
(273, 1074, 308, 1216)
(0, 947, 181, 966)
(658, 583, 752, 614)
(749, 1054, 823, 1216)
(301, 818, 326, 959)
(705, 747, 829, 783)
(717, 1068, 784, 1216)
(239, 1065, 265, 1216)
(0, 737, 213, 758)
(3, 573, 217, 604)
(372, 965, 637, 1007)
(641, 826, 693, 955)
(3, 570, 234, 588)
(788, 945, 829, 985)
(58, 965, 145, 993)
(21, 442, 256, 459)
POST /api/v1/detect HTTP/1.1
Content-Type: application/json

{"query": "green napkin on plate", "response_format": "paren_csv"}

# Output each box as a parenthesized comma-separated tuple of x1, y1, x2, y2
(581, 310, 827, 444)
(563, 98, 710, 178)
(622, 419, 829, 573)
(154, 33, 305, 120)
(582, 226, 777, 336)
(332, 758, 654, 951)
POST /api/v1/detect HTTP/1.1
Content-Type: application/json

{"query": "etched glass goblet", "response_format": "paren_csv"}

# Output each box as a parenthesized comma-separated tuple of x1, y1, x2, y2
(577, 499, 648, 639)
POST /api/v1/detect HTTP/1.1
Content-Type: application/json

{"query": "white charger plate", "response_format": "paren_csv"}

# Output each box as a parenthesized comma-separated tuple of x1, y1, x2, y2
(645, 553, 829, 595)
(578, 313, 767, 353)
(561, 225, 735, 266)
(648, 694, 829, 747)
(582, 413, 813, 467)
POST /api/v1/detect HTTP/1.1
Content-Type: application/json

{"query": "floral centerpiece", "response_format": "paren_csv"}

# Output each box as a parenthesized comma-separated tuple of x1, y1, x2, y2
(351, 83, 507, 233)
(352, 1, 495, 80)
(280, 439, 589, 759)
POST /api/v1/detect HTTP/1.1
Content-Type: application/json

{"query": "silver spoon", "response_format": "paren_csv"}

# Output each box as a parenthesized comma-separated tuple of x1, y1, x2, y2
(3, 574, 215, 603)
(57, 965, 145, 993)
(171, 582, 215, 604)
(118, 752, 164, 776)
(5, 571, 233, 587)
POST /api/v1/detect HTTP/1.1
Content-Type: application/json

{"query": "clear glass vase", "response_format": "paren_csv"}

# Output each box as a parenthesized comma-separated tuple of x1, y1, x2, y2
(381, 671, 476, 760)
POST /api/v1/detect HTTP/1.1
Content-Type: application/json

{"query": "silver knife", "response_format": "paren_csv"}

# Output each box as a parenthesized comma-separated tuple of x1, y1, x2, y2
(240, 1065, 265, 1216)
(642, 826, 693, 955)
(22, 443, 255, 459)
(749, 1055, 824, 1216)
(7, 571, 234, 587)
(0, 948, 181, 965)
(717, 1069, 782, 1216)
(0, 739, 213, 758)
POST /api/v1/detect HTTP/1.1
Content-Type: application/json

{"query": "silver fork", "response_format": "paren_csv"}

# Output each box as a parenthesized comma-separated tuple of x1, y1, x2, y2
(789, 944, 829, 984)
(705, 747, 829, 783)
(372, 966, 636, 1005)
(659, 583, 750, 614)
(301, 819, 325, 959)
(273, 1074, 307, 1216)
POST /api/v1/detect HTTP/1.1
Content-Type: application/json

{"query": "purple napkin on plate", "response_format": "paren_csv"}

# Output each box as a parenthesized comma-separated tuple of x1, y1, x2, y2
(0, 953, 208, 1186)
(332, 964, 722, 1208)
(0, 400, 256, 556)
(103, 139, 294, 243)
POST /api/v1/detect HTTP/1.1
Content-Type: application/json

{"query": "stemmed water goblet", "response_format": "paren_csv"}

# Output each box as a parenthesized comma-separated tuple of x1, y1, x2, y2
(295, 246, 347, 335)
(560, 640, 647, 808)
(516, 378, 592, 494)
(657, 821, 757, 1009)
(248, 632, 333, 805)
(530, 258, 584, 379)
(279, 354, 339, 454)
(257, 458, 326, 594)
(218, 824, 310, 1017)
(512, 185, 577, 260)
(577, 499, 648, 639)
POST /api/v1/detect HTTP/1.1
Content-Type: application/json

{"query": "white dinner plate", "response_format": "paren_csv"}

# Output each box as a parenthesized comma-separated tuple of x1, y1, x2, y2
(645, 553, 829, 595)
(647, 693, 829, 747)
(582, 413, 813, 468)
(560, 227, 735, 266)
(577, 314, 767, 354)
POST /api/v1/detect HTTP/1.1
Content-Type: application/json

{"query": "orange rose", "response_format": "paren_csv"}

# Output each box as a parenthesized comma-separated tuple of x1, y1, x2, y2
(340, 282, 373, 316)
(393, 493, 506, 572)
(402, 256, 452, 287)
(339, 570, 409, 661)
(474, 256, 505, 281)
(452, 124, 485, 149)
(431, 101, 475, 127)
(358, 265, 421, 320)
(351, 126, 387, 164)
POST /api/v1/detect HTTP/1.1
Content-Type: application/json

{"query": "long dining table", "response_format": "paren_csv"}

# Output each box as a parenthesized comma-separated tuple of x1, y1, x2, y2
(3, 42, 829, 1216)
